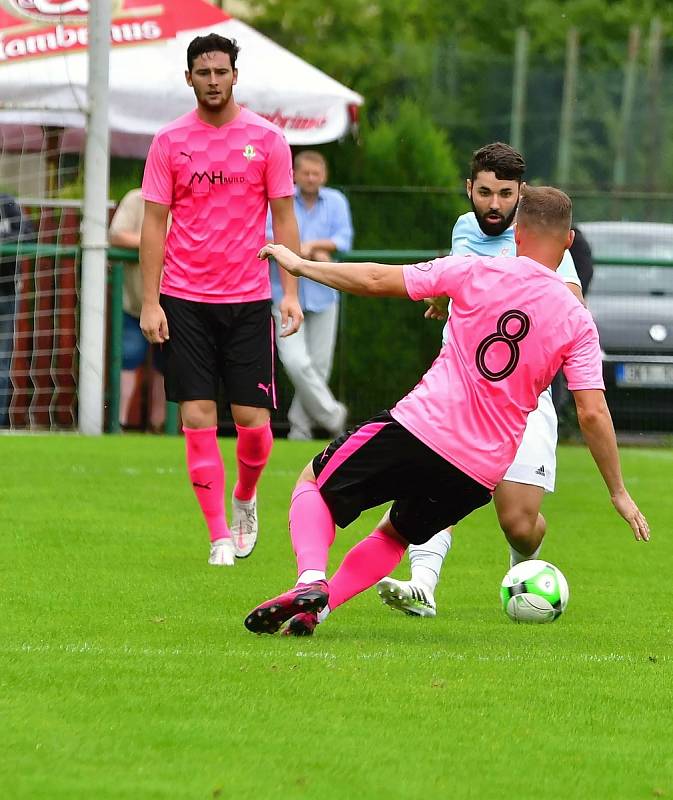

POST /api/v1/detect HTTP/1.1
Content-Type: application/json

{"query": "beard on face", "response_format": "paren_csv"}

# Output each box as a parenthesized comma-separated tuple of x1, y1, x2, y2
(196, 85, 231, 112)
(470, 195, 518, 236)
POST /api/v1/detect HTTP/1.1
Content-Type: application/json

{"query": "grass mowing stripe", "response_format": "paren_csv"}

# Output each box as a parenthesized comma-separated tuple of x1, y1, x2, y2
(5, 641, 672, 666)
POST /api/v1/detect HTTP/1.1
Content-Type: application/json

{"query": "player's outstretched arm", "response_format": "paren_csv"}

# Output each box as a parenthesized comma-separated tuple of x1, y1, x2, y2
(572, 389, 650, 541)
(258, 243, 408, 298)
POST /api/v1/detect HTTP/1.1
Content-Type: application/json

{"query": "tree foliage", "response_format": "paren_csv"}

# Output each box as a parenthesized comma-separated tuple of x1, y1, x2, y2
(333, 100, 466, 249)
(247, 0, 672, 113)
(246, 0, 673, 200)
(238, 0, 673, 415)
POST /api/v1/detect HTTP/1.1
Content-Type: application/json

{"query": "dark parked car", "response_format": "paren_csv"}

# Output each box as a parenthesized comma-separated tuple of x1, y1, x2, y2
(580, 222, 673, 431)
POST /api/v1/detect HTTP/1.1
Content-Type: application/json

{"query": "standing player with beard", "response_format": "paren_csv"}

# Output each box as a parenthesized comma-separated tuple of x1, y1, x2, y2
(140, 34, 303, 567)
(376, 142, 584, 617)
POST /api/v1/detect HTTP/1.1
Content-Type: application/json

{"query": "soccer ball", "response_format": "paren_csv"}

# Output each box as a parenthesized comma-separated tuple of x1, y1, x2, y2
(500, 560, 569, 623)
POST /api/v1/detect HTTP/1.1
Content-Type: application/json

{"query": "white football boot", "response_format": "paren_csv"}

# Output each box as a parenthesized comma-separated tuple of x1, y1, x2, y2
(376, 577, 437, 618)
(208, 538, 236, 567)
(231, 493, 258, 559)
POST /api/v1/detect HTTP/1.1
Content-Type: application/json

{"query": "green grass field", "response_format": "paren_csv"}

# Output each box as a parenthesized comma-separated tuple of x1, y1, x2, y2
(1, 435, 672, 799)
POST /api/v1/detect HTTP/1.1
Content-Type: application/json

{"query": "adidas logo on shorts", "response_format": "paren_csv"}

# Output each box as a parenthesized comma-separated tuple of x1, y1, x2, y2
(535, 465, 546, 477)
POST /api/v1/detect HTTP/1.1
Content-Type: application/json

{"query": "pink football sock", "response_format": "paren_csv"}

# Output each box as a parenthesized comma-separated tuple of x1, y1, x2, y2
(289, 481, 336, 575)
(183, 426, 230, 542)
(233, 421, 273, 502)
(328, 529, 407, 611)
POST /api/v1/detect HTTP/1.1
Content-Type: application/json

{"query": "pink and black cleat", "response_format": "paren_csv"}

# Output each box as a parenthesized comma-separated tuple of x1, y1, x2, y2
(244, 580, 328, 635)
(282, 611, 319, 637)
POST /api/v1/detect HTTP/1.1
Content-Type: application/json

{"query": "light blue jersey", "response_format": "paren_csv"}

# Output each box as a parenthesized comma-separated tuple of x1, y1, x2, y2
(451, 212, 581, 286)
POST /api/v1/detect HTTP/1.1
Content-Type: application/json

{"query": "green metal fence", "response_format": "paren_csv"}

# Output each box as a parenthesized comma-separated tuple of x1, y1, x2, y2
(107, 247, 180, 436)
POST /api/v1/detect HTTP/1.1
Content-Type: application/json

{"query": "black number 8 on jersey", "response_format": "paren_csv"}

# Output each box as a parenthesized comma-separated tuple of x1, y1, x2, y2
(475, 310, 530, 382)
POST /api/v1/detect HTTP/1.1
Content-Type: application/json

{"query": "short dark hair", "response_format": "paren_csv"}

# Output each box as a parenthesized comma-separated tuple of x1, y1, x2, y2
(470, 142, 526, 183)
(517, 186, 572, 234)
(187, 34, 240, 72)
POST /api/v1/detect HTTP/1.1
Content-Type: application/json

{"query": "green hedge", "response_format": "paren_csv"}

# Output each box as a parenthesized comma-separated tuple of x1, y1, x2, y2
(332, 294, 444, 423)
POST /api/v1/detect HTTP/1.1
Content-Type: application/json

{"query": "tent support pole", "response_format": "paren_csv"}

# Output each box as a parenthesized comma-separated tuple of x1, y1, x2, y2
(79, 1, 111, 435)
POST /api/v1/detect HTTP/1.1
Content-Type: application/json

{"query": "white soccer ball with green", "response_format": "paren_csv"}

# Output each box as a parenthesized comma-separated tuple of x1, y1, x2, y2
(500, 560, 569, 623)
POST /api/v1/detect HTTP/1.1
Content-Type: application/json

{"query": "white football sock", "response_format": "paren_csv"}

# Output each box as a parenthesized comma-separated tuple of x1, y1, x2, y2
(408, 529, 452, 593)
(296, 569, 326, 585)
(509, 542, 542, 567)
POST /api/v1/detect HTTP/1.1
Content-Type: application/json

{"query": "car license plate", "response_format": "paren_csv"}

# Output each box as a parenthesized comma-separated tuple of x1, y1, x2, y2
(615, 363, 673, 387)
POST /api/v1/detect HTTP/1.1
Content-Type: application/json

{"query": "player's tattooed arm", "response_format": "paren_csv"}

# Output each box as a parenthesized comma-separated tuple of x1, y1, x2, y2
(258, 243, 408, 298)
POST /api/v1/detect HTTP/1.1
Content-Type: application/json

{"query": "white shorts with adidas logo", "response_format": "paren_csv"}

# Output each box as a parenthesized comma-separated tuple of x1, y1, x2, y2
(502, 387, 557, 493)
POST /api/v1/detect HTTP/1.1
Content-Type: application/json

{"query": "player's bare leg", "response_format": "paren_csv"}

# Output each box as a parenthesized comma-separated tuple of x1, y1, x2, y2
(377, 481, 546, 617)
(493, 480, 546, 566)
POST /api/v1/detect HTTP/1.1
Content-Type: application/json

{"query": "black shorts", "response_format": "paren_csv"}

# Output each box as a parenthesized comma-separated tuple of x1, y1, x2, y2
(312, 411, 492, 545)
(160, 294, 276, 407)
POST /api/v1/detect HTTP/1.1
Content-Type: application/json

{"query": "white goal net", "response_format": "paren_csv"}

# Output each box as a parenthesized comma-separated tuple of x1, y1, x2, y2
(0, 124, 84, 431)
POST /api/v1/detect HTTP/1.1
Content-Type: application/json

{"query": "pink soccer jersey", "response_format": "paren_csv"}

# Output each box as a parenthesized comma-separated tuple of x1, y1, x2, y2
(392, 255, 604, 489)
(142, 108, 294, 303)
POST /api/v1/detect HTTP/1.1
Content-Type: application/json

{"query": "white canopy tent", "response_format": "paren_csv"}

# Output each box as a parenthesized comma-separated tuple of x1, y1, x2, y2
(0, 0, 364, 155)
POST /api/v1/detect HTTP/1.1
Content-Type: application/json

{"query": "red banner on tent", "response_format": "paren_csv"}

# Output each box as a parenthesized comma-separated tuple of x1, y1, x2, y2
(0, 0, 228, 64)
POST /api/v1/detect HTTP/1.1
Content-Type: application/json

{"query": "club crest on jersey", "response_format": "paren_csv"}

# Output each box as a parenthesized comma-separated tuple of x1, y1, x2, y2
(243, 145, 256, 161)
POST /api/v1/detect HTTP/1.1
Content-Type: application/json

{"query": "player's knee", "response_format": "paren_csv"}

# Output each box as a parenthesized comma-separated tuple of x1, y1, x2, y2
(180, 400, 217, 429)
(499, 509, 540, 547)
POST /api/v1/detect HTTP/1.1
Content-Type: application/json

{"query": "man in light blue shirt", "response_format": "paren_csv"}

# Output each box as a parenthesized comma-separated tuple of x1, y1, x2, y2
(267, 150, 354, 439)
